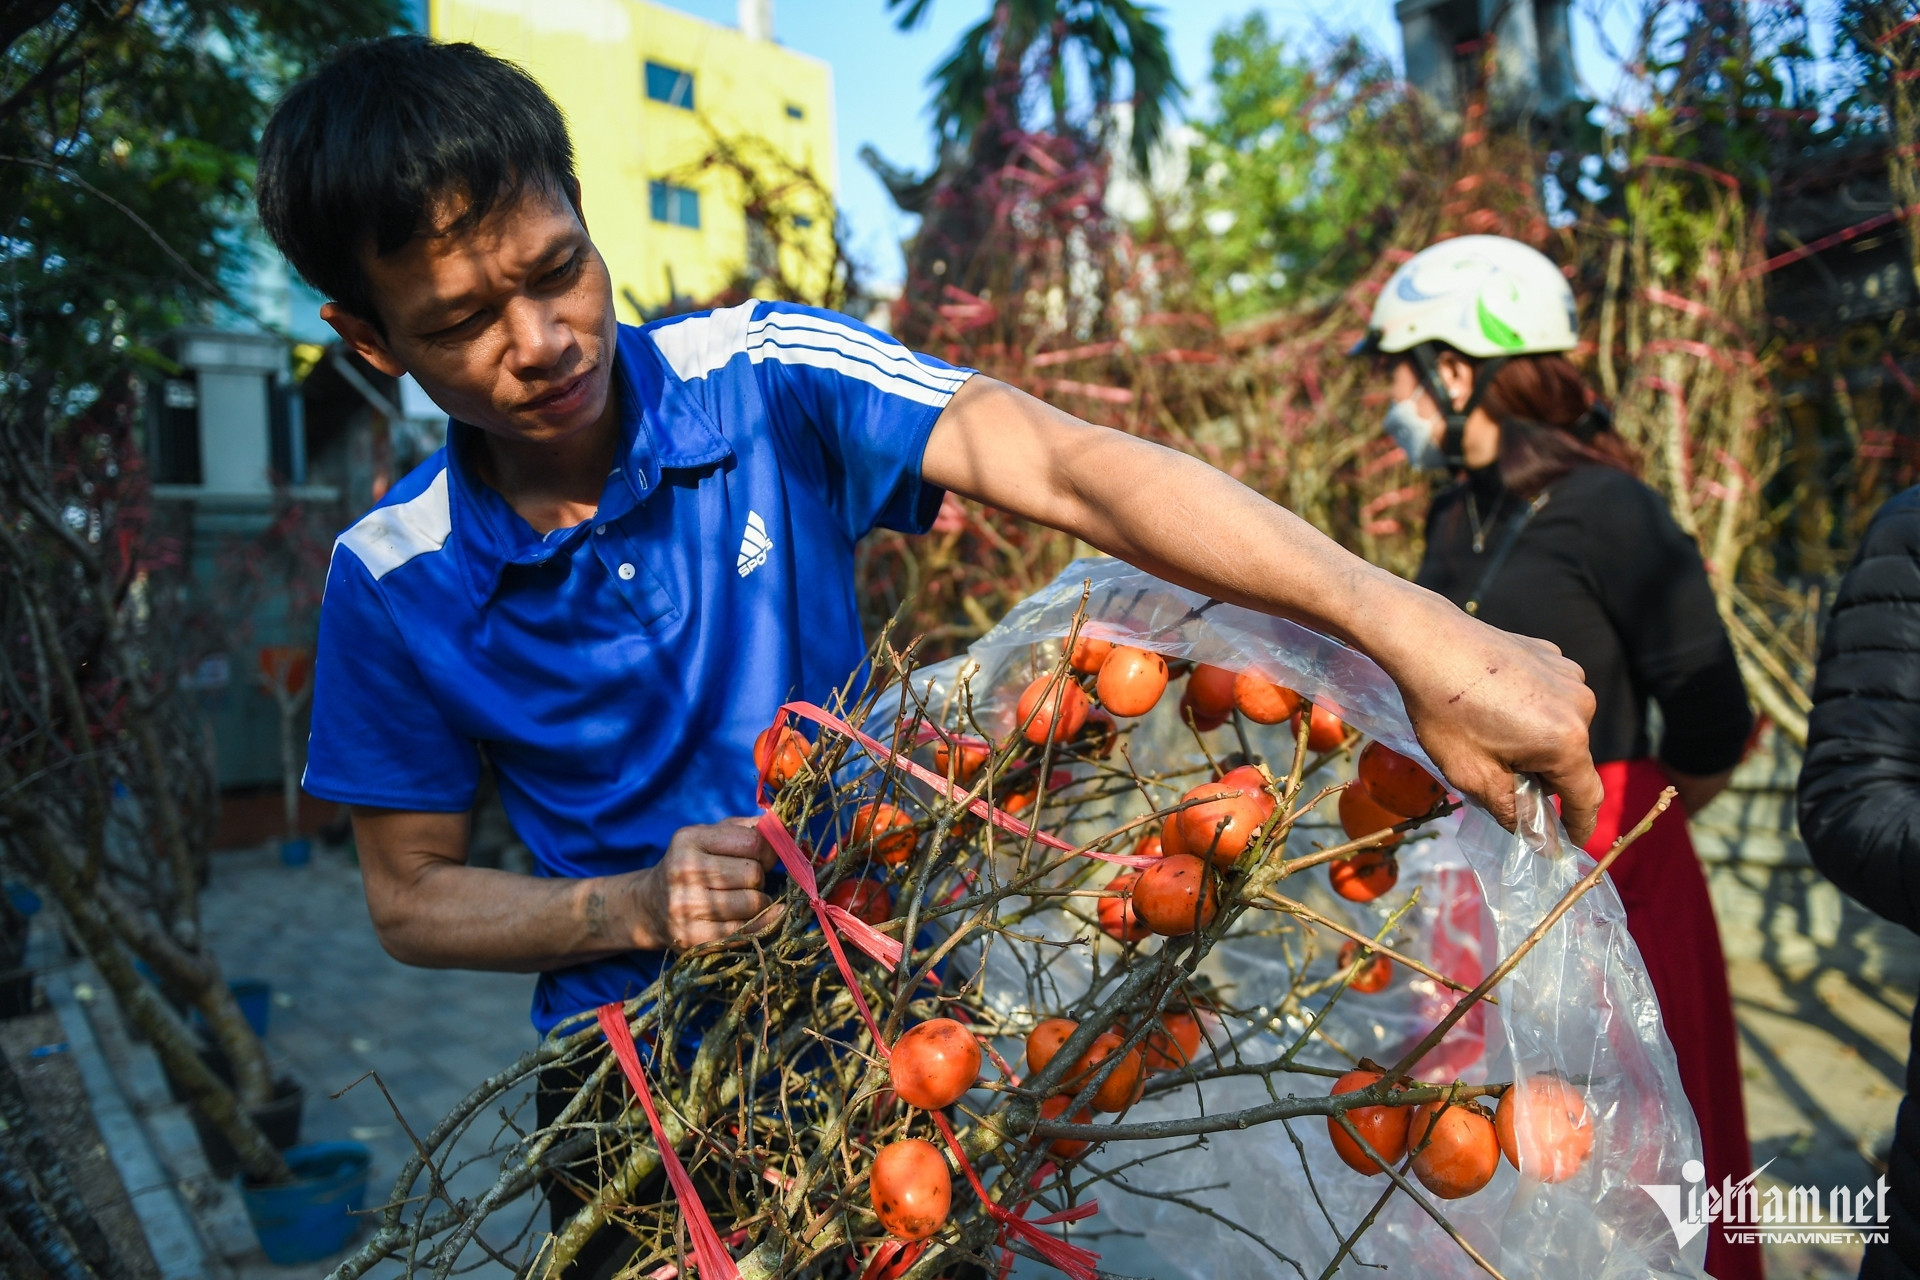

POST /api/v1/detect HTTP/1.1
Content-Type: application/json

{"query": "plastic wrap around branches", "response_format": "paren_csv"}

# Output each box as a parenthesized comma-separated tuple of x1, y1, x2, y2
(878, 559, 1706, 1280)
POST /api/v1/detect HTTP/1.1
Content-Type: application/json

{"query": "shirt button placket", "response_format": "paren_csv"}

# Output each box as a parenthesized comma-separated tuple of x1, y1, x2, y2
(618, 563, 636, 581)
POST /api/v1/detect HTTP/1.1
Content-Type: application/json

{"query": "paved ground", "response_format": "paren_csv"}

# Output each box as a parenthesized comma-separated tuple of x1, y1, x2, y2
(189, 834, 1919, 1279)
(1, 1008, 164, 1279)
(197, 842, 536, 1278)
(1710, 860, 1919, 1280)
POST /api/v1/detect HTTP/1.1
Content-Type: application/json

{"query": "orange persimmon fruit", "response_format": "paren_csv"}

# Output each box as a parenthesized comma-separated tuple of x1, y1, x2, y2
(1133, 854, 1219, 936)
(1291, 702, 1347, 752)
(1495, 1077, 1595, 1183)
(1185, 664, 1237, 718)
(1337, 938, 1393, 994)
(1025, 1018, 1079, 1077)
(1356, 741, 1447, 817)
(1097, 872, 1151, 943)
(1039, 1094, 1093, 1159)
(1096, 645, 1169, 717)
(889, 1018, 982, 1110)
(1143, 1009, 1205, 1072)
(1016, 675, 1089, 745)
(1233, 670, 1301, 725)
(1068, 634, 1113, 674)
(870, 1138, 951, 1240)
(1327, 1068, 1410, 1175)
(851, 801, 918, 865)
(934, 737, 991, 784)
(1329, 849, 1399, 903)
(825, 877, 894, 926)
(1338, 783, 1408, 848)
(1072, 1030, 1145, 1113)
(1175, 769, 1275, 867)
(753, 724, 812, 788)
(1410, 1100, 1501, 1199)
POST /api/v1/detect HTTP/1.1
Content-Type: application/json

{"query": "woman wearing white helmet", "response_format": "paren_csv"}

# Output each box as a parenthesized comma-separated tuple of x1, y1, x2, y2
(1360, 235, 1761, 1280)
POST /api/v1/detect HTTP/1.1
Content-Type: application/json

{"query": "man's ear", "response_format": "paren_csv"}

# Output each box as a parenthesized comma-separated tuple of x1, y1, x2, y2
(320, 302, 408, 379)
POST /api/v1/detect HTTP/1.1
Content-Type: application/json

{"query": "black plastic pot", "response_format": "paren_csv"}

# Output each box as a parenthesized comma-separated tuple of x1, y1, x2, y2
(191, 1075, 305, 1180)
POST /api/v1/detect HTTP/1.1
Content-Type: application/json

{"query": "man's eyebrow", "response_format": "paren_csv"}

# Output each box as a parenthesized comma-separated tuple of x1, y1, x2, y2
(409, 231, 581, 331)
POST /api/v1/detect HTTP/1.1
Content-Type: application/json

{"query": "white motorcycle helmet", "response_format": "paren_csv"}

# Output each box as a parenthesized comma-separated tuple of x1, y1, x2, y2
(1355, 235, 1580, 468)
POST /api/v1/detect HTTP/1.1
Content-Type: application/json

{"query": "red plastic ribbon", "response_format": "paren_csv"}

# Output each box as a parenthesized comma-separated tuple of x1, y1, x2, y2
(757, 811, 905, 972)
(595, 1004, 741, 1280)
(857, 1239, 924, 1280)
(776, 700, 1155, 868)
(929, 1109, 1101, 1280)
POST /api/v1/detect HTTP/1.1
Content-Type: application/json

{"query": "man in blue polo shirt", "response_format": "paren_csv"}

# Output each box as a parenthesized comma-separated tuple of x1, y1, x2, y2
(258, 35, 1599, 1270)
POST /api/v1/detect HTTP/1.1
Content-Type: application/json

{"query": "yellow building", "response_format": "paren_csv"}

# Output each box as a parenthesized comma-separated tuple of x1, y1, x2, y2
(429, 0, 837, 317)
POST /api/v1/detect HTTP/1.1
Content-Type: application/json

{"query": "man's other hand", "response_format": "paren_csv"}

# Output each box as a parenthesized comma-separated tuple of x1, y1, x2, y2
(1380, 598, 1603, 845)
(632, 817, 780, 951)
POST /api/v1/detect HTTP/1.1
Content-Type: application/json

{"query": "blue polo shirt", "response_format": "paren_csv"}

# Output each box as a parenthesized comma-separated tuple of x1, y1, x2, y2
(303, 301, 971, 1033)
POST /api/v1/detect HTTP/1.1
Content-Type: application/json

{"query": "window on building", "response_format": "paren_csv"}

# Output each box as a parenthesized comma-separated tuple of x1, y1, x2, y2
(649, 181, 701, 229)
(151, 375, 201, 485)
(784, 103, 805, 120)
(644, 61, 695, 109)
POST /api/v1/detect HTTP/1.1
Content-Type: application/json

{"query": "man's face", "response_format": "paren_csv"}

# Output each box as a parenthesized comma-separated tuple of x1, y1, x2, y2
(323, 186, 617, 446)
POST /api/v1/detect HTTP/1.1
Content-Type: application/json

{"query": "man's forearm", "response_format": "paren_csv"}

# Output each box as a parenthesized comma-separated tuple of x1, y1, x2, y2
(925, 378, 1432, 656)
(369, 858, 648, 972)
(351, 807, 656, 971)
(351, 809, 776, 971)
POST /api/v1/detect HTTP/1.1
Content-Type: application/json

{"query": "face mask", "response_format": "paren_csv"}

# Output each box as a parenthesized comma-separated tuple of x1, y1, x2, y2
(1383, 397, 1448, 472)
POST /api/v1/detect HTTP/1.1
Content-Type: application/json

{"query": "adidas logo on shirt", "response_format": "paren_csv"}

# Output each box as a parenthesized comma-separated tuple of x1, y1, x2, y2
(737, 510, 772, 578)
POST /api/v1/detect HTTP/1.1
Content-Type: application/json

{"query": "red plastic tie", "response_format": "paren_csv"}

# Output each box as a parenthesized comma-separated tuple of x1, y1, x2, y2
(758, 811, 905, 972)
(858, 1239, 924, 1280)
(595, 1004, 741, 1280)
(757, 813, 896, 1053)
(929, 1110, 1101, 1280)
(776, 700, 1154, 868)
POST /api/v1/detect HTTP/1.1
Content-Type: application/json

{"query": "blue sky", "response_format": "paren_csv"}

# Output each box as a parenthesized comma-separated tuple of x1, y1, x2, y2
(661, 0, 1419, 286)
(588, 1, 1703, 287)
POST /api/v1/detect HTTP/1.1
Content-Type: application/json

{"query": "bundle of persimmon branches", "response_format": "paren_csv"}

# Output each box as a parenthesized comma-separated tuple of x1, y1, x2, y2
(327, 604, 1672, 1280)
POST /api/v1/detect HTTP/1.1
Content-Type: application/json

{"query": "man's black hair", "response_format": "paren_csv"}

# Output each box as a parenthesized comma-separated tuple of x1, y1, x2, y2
(257, 35, 578, 326)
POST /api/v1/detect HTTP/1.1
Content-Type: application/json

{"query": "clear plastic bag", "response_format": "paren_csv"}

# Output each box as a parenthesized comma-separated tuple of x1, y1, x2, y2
(885, 558, 1706, 1280)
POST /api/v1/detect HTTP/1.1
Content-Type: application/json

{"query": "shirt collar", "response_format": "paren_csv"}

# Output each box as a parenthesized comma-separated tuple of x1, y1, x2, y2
(445, 323, 735, 606)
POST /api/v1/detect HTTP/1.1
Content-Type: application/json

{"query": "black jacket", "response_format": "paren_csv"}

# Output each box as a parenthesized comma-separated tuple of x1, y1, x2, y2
(1799, 485, 1920, 1278)
(1418, 463, 1752, 771)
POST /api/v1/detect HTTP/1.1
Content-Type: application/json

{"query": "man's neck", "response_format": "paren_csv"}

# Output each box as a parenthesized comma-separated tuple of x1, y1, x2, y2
(472, 397, 621, 536)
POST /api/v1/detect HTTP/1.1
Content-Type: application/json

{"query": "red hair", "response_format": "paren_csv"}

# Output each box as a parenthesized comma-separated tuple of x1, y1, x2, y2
(1476, 353, 1636, 497)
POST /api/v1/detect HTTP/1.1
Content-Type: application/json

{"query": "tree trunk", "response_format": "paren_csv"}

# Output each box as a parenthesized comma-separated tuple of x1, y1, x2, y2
(3, 805, 290, 1183)
(1882, 12, 1920, 296)
(0, 1134, 101, 1280)
(88, 883, 275, 1108)
(54, 872, 292, 1184)
(0, 1053, 121, 1277)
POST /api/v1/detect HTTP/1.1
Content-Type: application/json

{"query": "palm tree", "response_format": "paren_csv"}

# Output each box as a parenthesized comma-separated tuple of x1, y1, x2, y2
(887, 0, 1181, 171)
(870, 1, 1181, 344)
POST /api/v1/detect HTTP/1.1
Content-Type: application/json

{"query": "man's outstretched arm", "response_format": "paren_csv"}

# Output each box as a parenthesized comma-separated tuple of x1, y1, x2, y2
(921, 376, 1603, 842)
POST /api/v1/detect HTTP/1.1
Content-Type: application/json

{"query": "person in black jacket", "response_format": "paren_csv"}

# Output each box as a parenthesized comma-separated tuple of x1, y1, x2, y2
(1799, 485, 1920, 1279)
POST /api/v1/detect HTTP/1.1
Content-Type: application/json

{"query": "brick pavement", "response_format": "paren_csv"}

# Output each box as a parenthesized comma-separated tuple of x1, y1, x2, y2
(199, 841, 535, 1278)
